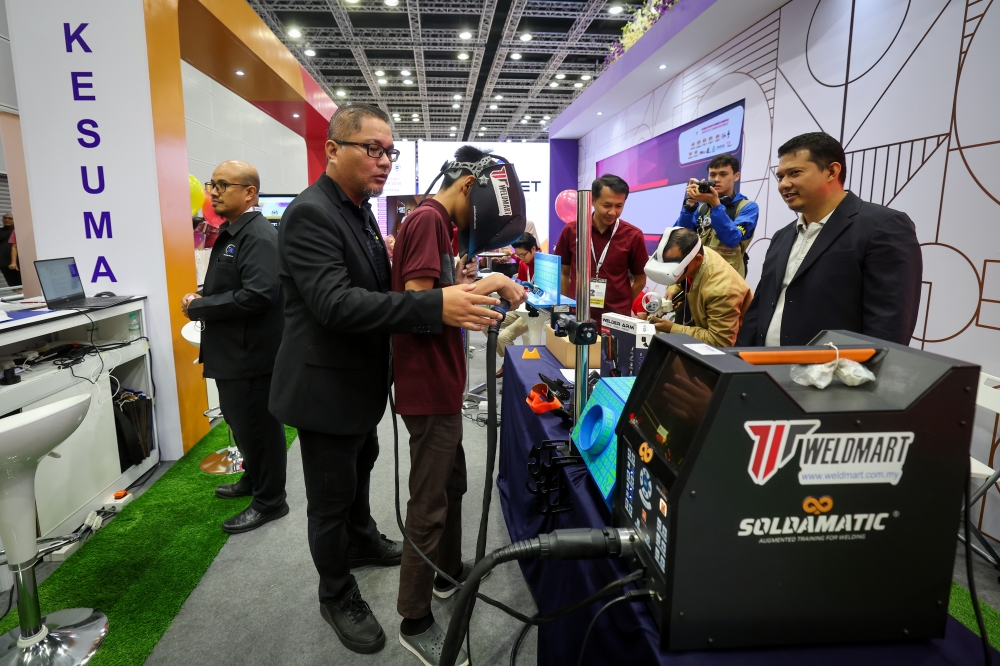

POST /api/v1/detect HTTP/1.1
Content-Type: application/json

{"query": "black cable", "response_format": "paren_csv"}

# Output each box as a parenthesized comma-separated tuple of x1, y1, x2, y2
(966, 463, 992, 665)
(126, 460, 161, 491)
(575, 590, 655, 666)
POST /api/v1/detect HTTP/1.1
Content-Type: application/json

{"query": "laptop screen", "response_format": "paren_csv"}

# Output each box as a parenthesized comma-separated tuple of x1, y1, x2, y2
(35, 257, 85, 304)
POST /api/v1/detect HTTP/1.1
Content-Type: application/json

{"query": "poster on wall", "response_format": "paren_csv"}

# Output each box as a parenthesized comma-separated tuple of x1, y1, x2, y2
(416, 141, 549, 247)
(596, 101, 745, 239)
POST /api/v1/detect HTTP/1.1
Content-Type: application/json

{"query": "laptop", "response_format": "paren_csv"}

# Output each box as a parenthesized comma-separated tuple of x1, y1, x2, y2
(34, 257, 133, 309)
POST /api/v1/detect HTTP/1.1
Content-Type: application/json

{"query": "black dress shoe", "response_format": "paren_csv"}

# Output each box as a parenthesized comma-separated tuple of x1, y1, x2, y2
(215, 477, 252, 499)
(221, 503, 289, 534)
(320, 588, 386, 654)
(349, 534, 403, 567)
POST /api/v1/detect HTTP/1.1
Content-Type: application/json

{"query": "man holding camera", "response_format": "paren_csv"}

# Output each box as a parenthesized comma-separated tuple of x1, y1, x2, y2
(674, 154, 758, 278)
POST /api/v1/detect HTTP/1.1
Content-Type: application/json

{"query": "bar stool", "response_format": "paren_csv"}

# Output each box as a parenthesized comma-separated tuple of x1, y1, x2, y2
(181, 321, 242, 475)
(0, 393, 108, 665)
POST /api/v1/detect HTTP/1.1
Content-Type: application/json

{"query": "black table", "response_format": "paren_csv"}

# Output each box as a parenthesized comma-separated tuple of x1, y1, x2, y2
(496, 344, 997, 666)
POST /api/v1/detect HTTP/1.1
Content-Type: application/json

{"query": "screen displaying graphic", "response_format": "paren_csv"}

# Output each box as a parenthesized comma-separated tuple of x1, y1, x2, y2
(384, 142, 417, 196)
(529, 252, 566, 307)
(596, 101, 745, 237)
(259, 195, 296, 222)
(36, 257, 85, 302)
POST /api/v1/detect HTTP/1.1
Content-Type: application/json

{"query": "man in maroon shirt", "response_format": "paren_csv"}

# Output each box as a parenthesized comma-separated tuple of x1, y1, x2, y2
(392, 145, 525, 664)
(554, 174, 649, 321)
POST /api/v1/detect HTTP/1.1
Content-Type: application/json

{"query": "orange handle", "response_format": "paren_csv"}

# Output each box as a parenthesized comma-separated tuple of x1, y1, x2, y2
(737, 348, 877, 365)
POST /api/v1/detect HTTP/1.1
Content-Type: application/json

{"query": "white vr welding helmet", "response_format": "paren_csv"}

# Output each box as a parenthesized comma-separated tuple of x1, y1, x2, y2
(644, 227, 702, 285)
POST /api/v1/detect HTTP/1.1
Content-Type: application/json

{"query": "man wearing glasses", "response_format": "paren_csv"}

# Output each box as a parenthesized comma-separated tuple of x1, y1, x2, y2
(269, 105, 503, 656)
(181, 161, 288, 534)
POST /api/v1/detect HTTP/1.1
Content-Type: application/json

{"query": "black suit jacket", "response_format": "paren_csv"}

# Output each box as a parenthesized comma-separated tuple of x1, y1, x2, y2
(269, 174, 443, 435)
(736, 192, 922, 347)
(187, 210, 283, 379)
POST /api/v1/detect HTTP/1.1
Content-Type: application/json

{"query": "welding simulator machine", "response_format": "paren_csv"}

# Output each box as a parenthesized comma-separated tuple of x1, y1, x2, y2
(615, 330, 979, 651)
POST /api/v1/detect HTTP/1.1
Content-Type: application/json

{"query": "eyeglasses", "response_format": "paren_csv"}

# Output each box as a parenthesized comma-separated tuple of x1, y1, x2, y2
(333, 140, 401, 162)
(514, 250, 532, 260)
(205, 181, 252, 194)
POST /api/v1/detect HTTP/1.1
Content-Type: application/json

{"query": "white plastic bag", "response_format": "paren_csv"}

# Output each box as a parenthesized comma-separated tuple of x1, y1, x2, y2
(790, 343, 875, 389)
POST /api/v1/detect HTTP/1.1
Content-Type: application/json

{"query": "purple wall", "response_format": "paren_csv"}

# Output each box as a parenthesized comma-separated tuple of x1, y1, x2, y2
(548, 139, 579, 251)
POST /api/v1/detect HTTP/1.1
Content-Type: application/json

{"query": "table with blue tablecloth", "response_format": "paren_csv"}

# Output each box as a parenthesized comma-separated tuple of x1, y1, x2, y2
(496, 344, 996, 665)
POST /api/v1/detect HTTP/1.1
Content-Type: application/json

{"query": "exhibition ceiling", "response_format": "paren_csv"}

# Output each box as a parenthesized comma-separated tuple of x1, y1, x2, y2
(249, 0, 634, 142)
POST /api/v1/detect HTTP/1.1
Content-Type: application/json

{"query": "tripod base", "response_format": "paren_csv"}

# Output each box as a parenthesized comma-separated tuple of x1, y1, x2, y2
(199, 446, 242, 475)
(0, 608, 108, 666)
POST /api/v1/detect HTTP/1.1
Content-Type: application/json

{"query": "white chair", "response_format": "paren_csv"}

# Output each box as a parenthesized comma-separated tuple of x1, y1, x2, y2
(0, 393, 108, 665)
(962, 373, 1000, 576)
(181, 321, 242, 475)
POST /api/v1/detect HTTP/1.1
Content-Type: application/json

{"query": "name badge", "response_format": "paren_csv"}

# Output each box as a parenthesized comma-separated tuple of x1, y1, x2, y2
(589, 278, 607, 308)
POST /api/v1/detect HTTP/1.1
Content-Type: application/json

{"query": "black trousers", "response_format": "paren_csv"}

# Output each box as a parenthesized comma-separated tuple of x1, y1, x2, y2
(0, 267, 20, 287)
(298, 428, 382, 604)
(215, 374, 287, 514)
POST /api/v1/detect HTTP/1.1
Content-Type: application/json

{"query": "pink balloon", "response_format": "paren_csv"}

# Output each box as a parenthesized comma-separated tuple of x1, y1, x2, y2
(555, 189, 577, 225)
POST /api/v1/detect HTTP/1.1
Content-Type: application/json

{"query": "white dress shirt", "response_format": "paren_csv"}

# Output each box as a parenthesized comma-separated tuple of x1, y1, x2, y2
(764, 210, 835, 346)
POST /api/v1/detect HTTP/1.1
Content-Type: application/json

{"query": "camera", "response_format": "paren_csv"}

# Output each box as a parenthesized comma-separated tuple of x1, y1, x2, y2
(697, 180, 717, 194)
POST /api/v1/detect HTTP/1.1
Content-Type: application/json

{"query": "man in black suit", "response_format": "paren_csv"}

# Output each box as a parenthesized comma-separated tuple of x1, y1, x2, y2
(182, 160, 287, 534)
(736, 132, 922, 347)
(269, 104, 503, 655)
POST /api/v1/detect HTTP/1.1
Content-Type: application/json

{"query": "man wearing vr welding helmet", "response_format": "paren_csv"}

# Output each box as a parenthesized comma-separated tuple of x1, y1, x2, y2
(392, 145, 526, 665)
(646, 228, 752, 348)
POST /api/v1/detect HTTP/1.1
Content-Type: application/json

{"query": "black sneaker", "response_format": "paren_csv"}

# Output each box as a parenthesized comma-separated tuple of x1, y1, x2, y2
(349, 534, 403, 567)
(433, 561, 491, 599)
(399, 622, 468, 666)
(320, 588, 386, 654)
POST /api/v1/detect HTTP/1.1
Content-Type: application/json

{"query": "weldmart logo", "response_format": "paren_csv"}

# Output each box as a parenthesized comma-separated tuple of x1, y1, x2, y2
(490, 167, 513, 217)
(745, 420, 914, 487)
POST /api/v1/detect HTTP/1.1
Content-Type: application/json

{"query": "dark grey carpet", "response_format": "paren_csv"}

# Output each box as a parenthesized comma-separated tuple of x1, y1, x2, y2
(145, 331, 539, 666)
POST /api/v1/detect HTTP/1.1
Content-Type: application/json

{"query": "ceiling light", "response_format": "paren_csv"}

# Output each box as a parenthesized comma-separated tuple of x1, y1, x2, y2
(451, 126, 457, 130)
(336, 90, 346, 97)
(292, 113, 300, 118)
(403, 79, 413, 85)
(453, 94, 462, 100)
(478, 132, 484, 136)
(452, 103, 460, 108)
(555, 74, 565, 80)
(235, 70, 245, 76)
(459, 31, 472, 39)
(450, 133, 456, 137)
(346, 0, 359, 3)
(413, 118, 420, 122)
(543, 115, 550, 120)
(375, 70, 385, 76)
(520, 33, 532, 42)
(495, 95, 503, 100)
(521, 139, 527, 143)
(480, 126, 486, 131)
(549, 82, 559, 87)
(510, 53, 521, 60)
(506, 139, 512, 143)
(489, 104, 498, 110)
(378, 78, 387, 85)
(539, 120, 545, 124)
(659, 64, 666, 70)
(525, 115, 531, 119)
(400, 69, 411, 76)
(574, 82, 583, 88)
(458, 53, 469, 60)
(581, 74, 592, 80)
(304, 49, 316, 57)
(384, 0, 399, 6)
(608, 5, 623, 14)
(520, 119, 527, 124)
(287, 28, 302, 38)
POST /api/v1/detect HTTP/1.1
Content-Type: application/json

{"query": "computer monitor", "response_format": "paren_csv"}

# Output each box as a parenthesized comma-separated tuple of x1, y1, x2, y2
(258, 194, 297, 228)
(35, 257, 85, 305)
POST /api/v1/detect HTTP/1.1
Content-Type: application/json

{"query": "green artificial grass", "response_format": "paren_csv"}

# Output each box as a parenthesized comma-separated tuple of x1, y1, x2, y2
(949, 580, 1000, 649)
(0, 423, 297, 666)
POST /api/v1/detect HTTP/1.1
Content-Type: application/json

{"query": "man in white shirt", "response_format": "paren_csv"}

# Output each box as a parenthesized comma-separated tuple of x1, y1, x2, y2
(737, 132, 922, 347)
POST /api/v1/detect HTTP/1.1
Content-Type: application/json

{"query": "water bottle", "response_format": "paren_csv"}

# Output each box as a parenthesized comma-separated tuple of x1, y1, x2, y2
(128, 312, 141, 341)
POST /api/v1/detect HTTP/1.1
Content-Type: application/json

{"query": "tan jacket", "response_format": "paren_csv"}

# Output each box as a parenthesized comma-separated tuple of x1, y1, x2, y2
(670, 246, 753, 347)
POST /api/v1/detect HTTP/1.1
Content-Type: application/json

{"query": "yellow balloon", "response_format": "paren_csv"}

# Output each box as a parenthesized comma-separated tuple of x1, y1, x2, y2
(189, 174, 205, 216)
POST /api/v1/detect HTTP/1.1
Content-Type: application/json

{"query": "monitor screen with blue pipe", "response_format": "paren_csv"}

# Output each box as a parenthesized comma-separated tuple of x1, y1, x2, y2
(527, 252, 575, 307)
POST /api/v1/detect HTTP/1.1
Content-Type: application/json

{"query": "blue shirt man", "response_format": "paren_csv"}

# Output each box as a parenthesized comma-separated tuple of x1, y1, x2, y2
(674, 153, 759, 278)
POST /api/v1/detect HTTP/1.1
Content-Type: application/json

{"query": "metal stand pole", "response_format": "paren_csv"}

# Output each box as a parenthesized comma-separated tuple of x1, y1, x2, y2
(573, 189, 593, 422)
